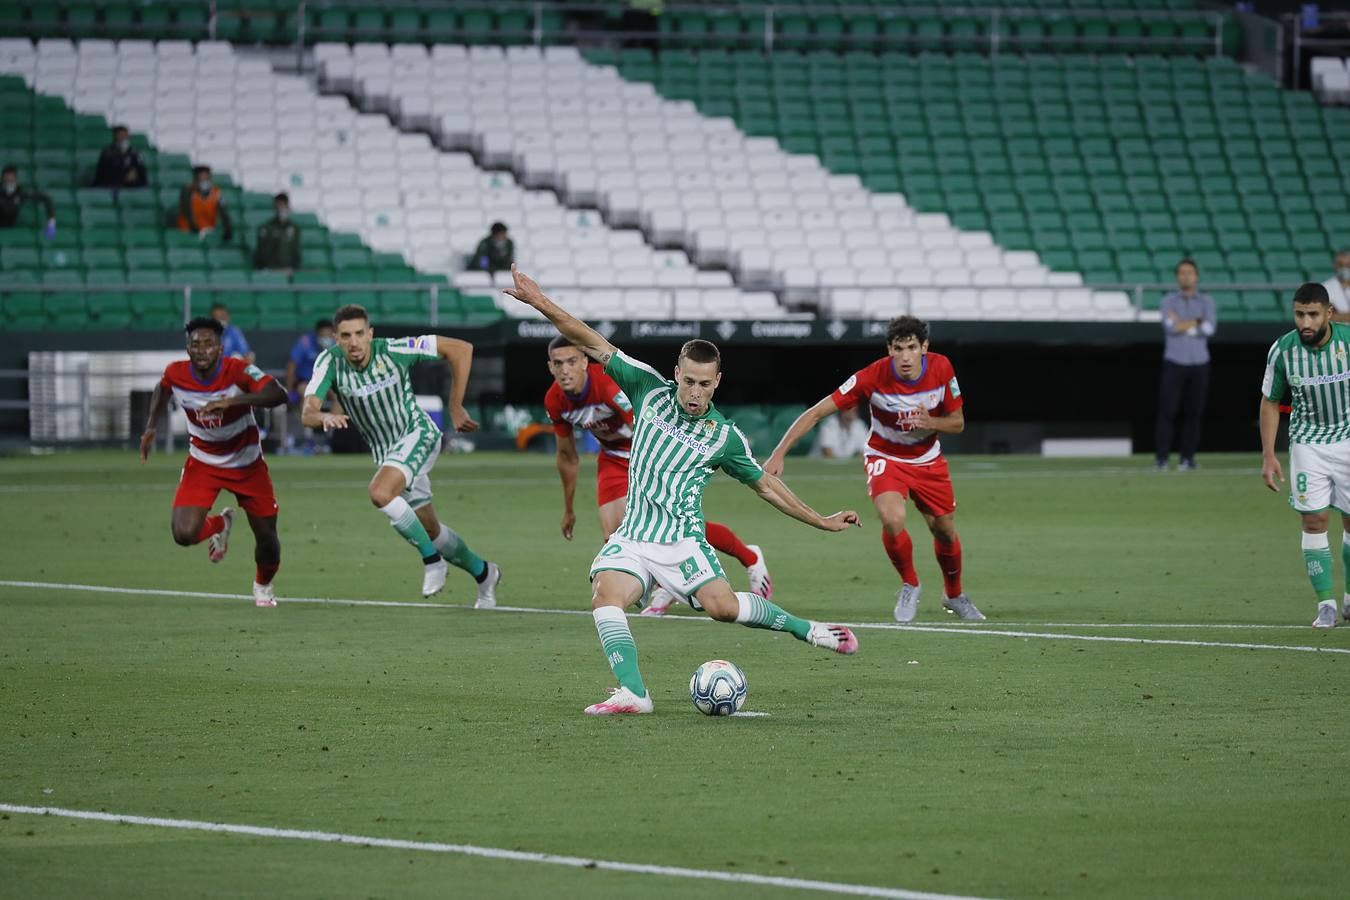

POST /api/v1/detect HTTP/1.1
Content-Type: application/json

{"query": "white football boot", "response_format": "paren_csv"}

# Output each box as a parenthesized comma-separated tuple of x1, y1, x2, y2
(475, 561, 501, 609)
(253, 581, 277, 608)
(207, 508, 233, 563)
(584, 686, 654, 715)
(422, 558, 449, 598)
(745, 544, 773, 599)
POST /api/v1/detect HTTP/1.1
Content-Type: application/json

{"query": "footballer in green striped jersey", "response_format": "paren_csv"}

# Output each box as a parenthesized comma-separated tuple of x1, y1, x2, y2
(1259, 283, 1350, 628)
(302, 304, 501, 604)
(504, 265, 862, 716)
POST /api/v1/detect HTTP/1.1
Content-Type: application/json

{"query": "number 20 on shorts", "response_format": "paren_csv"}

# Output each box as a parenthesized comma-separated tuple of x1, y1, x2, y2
(866, 458, 887, 480)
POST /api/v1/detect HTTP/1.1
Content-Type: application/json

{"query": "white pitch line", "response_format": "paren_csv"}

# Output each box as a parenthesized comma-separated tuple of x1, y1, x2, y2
(2, 580, 1347, 656)
(0, 804, 988, 900)
(837, 623, 1350, 655)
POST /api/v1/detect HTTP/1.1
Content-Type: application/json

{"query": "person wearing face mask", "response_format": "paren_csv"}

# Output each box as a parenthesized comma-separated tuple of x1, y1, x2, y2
(470, 221, 514, 273)
(283, 320, 338, 454)
(252, 192, 302, 272)
(93, 125, 147, 189)
(0, 165, 56, 235)
(176, 165, 232, 242)
(1318, 248, 1350, 324)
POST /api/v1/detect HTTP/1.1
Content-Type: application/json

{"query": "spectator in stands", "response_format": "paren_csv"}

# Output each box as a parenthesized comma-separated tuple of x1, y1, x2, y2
(470, 221, 514, 273)
(1319, 247, 1350, 323)
(252, 192, 301, 272)
(176, 165, 232, 242)
(1154, 258, 1216, 472)
(282, 319, 337, 454)
(210, 302, 254, 364)
(811, 404, 870, 459)
(92, 125, 148, 190)
(0, 165, 55, 235)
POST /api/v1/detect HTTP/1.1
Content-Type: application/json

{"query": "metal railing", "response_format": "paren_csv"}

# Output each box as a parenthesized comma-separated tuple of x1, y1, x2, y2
(1289, 9, 1350, 90)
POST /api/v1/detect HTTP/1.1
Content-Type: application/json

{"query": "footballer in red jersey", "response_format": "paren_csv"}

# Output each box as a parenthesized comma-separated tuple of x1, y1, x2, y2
(545, 335, 773, 612)
(766, 316, 985, 623)
(140, 316, 287, 607)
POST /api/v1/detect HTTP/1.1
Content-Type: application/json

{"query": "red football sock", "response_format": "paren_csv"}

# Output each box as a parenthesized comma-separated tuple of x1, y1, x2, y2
(195, 515, 225, 545)
(881, 529, 919, 585)
(255, 562, 280, 586)
(705, 521, 758, 567)
(934, 537, 963, 598)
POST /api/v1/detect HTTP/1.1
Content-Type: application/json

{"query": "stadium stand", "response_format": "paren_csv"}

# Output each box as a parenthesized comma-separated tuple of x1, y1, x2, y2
(0, 38, 792, 326)
(320, 42, 1136, 321)
(0, 5, 1340, 329)
(0, 1, 1237, 57)
(587, 47, 1350, 321)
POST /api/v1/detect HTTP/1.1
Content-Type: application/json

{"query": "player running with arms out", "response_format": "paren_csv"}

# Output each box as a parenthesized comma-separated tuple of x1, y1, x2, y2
(140, 316, 287, 607)
(301, 304, 501, 603)
(765, 316, 984, 624)
(1259, 282, 1350, 628)
(504, 265, 860, 716)
(545, 335, 773, 614)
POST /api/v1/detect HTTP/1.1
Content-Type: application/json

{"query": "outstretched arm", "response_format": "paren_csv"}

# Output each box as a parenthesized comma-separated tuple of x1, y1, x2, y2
(747, 472, 861, 532)
(139, 382, 172, 461)
(435, 335, 479, 432)
(765, 396, 839, 476)
(555, 432, 580, 540)
(201, 380, 287, 413)
(502, 265, 616, 364)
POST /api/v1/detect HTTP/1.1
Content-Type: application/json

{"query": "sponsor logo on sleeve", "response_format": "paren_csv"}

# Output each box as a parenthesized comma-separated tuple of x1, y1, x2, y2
(949, 377, 961, 398)
(838, 374, 857, 394)
(244, 364, 265, 381)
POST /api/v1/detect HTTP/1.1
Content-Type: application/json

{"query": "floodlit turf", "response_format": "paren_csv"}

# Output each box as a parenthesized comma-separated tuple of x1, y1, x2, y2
(2, 451, 1349, 899)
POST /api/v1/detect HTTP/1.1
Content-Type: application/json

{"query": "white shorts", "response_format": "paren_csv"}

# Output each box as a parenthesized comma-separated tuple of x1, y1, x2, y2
(378, 427, 441, 509)
(1289, 439, 1350, 514)
(590, 534, 727, 610)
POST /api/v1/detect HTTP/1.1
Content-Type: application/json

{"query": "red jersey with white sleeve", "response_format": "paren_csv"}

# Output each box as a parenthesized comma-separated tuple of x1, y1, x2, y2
(544, 364, 635, 460)
(160, 357, 275, 468)
(831, 353, 963, 466)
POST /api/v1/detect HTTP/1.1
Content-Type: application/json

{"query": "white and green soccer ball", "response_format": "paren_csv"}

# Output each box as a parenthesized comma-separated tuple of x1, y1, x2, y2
(689, 659, 747, 716)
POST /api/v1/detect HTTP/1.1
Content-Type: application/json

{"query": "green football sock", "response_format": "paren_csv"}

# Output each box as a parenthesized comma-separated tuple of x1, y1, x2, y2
(1342, 533, 1350, 594)
(378, 498, 439, 560)
(1302, 532, 1335, 602)
(433, 524, 487, 579)
(593, 607, 647, 698)
(735, 592, 811, 641)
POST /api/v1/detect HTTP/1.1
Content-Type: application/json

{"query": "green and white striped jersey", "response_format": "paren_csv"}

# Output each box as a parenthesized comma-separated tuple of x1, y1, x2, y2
(1262, 323, 1350, 445)
(306, 335, 440, 460)
(605, 349, 764, 543)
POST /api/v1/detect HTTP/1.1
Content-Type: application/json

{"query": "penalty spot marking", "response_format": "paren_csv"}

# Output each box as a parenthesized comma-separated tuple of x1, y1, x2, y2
(0, 804, 987, 900)
(3, 579, 1347, 656)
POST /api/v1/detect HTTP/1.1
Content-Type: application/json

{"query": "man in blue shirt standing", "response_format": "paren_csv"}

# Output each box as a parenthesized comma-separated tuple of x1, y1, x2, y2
(283, 319, 337, 454)
(210, 302, 253, 364)
(1155, 258, 1217, 471)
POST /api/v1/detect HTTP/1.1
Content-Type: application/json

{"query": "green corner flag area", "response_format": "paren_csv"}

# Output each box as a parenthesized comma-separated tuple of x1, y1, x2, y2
(2, 452, 1347, 899)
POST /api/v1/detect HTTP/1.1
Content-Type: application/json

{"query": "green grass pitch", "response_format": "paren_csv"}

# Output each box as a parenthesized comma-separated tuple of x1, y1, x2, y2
(2, 451, 1349, 898)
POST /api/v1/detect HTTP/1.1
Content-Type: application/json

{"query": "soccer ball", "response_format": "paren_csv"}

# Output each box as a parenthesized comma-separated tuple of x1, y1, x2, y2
(689, 659, 748, 716)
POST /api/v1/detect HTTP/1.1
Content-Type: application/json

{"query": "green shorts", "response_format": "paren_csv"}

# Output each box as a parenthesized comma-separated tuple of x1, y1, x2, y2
(377, 427, 441, 509)
(590, 534, 727, 611)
